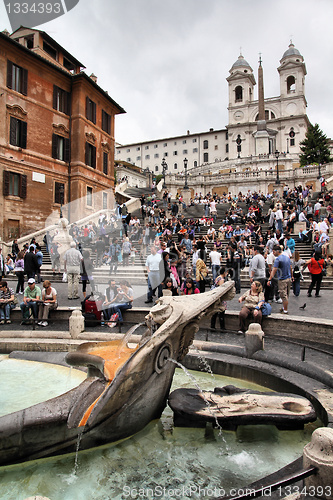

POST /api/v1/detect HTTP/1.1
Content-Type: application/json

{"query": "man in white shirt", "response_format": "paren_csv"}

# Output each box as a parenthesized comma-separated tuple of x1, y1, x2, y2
(209, 245, 222, 282)
(145, 246, 162, 303)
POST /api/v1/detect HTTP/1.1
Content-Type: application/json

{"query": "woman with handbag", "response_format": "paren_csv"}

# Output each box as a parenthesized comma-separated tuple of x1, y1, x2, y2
(238, 281, 264, 334)
(196, 250, 208, 293)
(304, 251, 326, 298)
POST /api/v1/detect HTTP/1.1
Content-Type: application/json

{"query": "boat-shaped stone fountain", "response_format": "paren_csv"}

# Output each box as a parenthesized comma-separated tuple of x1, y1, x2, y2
(0, 282, 235, 466)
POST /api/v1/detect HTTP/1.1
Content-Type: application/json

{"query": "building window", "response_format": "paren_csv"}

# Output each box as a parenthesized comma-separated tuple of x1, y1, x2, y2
(287, 75, 296, 93)
(193, 148, 198, 153)
(102, 110, 111, 134)
(3, 171, 27, 198)
(183, 149, 188, 154)
(136, 146, 140, 151)
(203, 152, 209, 162)
(174, 141, 177, 145)
(85, 142, 96, 168)
(145, 155, 150, 159)
(54, 182, 65, 205)
(63, 57, 75, 73)
(182, 140, 187, 144)
(7, 60, 28, 95)
(145, 145, 149, 150)
(226, 144, 229, 153)
(103, 151, 109, 175)
(136, 156, 141, 161)
(173, 151, 178, 156)
(154, 153, 159, 158)
(86, 97, 96, 124)
(87, 187, 93, 206)
(126, 148, 130, 153)
(154, 144, 158, 148)
(9, 117, 27, 148)
(235, 85, 243, 102)
(53, 86, 70, 115)
(103, 192, 108, 209)
(163, 143, 168, 147)
(52, 134, 70, 162)
(126, 158, 131, 162)
(155, 166, 159, 172)
(215, 135, 218, 140)
(226, 130, 228, 140)
(192, 138, 197, 143)
(203, 140, 208, 149)
(164, 152, 168, 157)
(43, 41, 57, 60)
(174, 163, 177, 169)
(194, 161, 197, 167)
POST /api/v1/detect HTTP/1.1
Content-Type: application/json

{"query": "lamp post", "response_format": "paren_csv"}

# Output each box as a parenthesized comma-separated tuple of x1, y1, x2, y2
(317, 149, 321, 179)
(161, 157, 167, 188)
(183, 157, 189, 190)
(275, 150, 280, 185)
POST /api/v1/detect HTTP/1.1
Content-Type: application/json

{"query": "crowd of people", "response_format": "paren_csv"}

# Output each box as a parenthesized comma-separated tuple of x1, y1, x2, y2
(0, 183, 332, 329)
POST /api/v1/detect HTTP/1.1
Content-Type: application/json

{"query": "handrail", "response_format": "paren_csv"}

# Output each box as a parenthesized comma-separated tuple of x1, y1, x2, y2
(218, 466, 317, 500)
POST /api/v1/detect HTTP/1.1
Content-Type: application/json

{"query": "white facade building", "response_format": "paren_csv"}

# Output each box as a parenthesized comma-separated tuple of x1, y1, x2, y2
(116, 43, 310, 175)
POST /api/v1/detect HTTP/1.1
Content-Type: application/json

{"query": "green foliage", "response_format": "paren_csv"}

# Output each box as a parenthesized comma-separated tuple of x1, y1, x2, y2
(299, 123, 332, 167)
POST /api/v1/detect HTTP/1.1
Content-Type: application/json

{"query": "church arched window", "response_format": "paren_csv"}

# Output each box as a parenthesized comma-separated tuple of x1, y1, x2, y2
(287, 75, 296, 93)
(235, 86, 243, 102)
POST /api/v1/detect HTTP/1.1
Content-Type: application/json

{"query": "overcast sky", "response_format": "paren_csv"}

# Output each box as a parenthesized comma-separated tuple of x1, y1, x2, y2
(1, 0, 332, 145)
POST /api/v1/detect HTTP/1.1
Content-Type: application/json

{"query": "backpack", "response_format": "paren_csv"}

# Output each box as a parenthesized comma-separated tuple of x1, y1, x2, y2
(81, 292, 104, 326)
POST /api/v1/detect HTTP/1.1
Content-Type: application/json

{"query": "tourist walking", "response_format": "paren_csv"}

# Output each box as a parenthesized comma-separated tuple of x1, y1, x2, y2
(14, 250, 25, 294)
(291, 251, 305, 297)
(267, 245, 292, 315)
(304, 251, 326, 298)
(63, 242, 83, 300)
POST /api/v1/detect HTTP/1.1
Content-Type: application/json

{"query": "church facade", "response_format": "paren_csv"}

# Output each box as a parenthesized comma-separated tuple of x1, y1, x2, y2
(116, 43, 310, 176)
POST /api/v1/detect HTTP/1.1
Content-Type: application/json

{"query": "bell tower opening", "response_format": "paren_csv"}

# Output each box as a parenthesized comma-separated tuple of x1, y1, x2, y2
(287, 75, 296, 93)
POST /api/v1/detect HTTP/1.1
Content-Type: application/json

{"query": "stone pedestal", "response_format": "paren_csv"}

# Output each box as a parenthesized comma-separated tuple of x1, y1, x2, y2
(303, 427, 333, 499)
(245, 323, 264, 358)
(69, 308, 85, 338)
(182, 188, 191, 207)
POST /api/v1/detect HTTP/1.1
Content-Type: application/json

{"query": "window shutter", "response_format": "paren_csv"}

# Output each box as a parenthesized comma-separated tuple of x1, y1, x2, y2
(103, 152, 108, 175)
(21, 68, 28, 96)
(20, 174, 27, 199)
(64, 138, 70, 163)
(92, 145, 96, 168)
(7, 60, 13, 89)
(85, 142, 89, 165)
(10, 117, 17, 146)
(3, 171, 10, 196)
(21, 121, 27, 149)
(52, 134, 58, 158)
(53, 85, 58, 110)
(92, 102, 96, 124)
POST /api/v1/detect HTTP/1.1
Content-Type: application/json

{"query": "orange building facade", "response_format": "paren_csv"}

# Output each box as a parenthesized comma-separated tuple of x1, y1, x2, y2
(0, 27, 125, 240)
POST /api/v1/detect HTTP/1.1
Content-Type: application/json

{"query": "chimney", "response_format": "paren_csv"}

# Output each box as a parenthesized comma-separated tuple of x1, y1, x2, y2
(90, 73, 97, 83)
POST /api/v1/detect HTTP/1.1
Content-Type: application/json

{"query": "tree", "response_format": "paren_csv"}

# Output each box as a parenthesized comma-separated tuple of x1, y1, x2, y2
(299, 123, 332, 167)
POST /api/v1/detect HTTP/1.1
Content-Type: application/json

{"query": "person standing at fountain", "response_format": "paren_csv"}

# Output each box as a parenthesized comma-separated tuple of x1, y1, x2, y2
(267, 245, 292, 315)
(37, 280, 57, 327)
(238, 281, 264, 334)
(63, 242, 83, 300)
(145, 245, 162, 303)
(0, 281, 16, 324)
(20, 278, 41, 324)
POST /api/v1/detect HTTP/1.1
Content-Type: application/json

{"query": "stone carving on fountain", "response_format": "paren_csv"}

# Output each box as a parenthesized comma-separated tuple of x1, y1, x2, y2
(0, 282, 235, 466)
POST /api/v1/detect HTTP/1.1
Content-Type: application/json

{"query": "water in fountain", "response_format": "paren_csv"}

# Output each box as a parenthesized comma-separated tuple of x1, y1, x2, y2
(0, 359, 322, 499)
(168, 358, 226, 439)
(190, 346, 215, 378)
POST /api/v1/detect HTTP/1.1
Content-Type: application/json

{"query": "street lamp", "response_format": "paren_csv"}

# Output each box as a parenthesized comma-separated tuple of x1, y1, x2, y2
(161, 157, 167, 188)
(275, 150, 280, 185)
(183, 157, 189, 190)
(317, 149, 321, 179)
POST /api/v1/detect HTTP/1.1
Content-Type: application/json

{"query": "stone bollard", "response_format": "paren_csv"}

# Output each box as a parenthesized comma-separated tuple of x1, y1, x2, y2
(245, 323, 264, 358)
(69, 308, 85, 338)
(303, 427, 333, 499)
